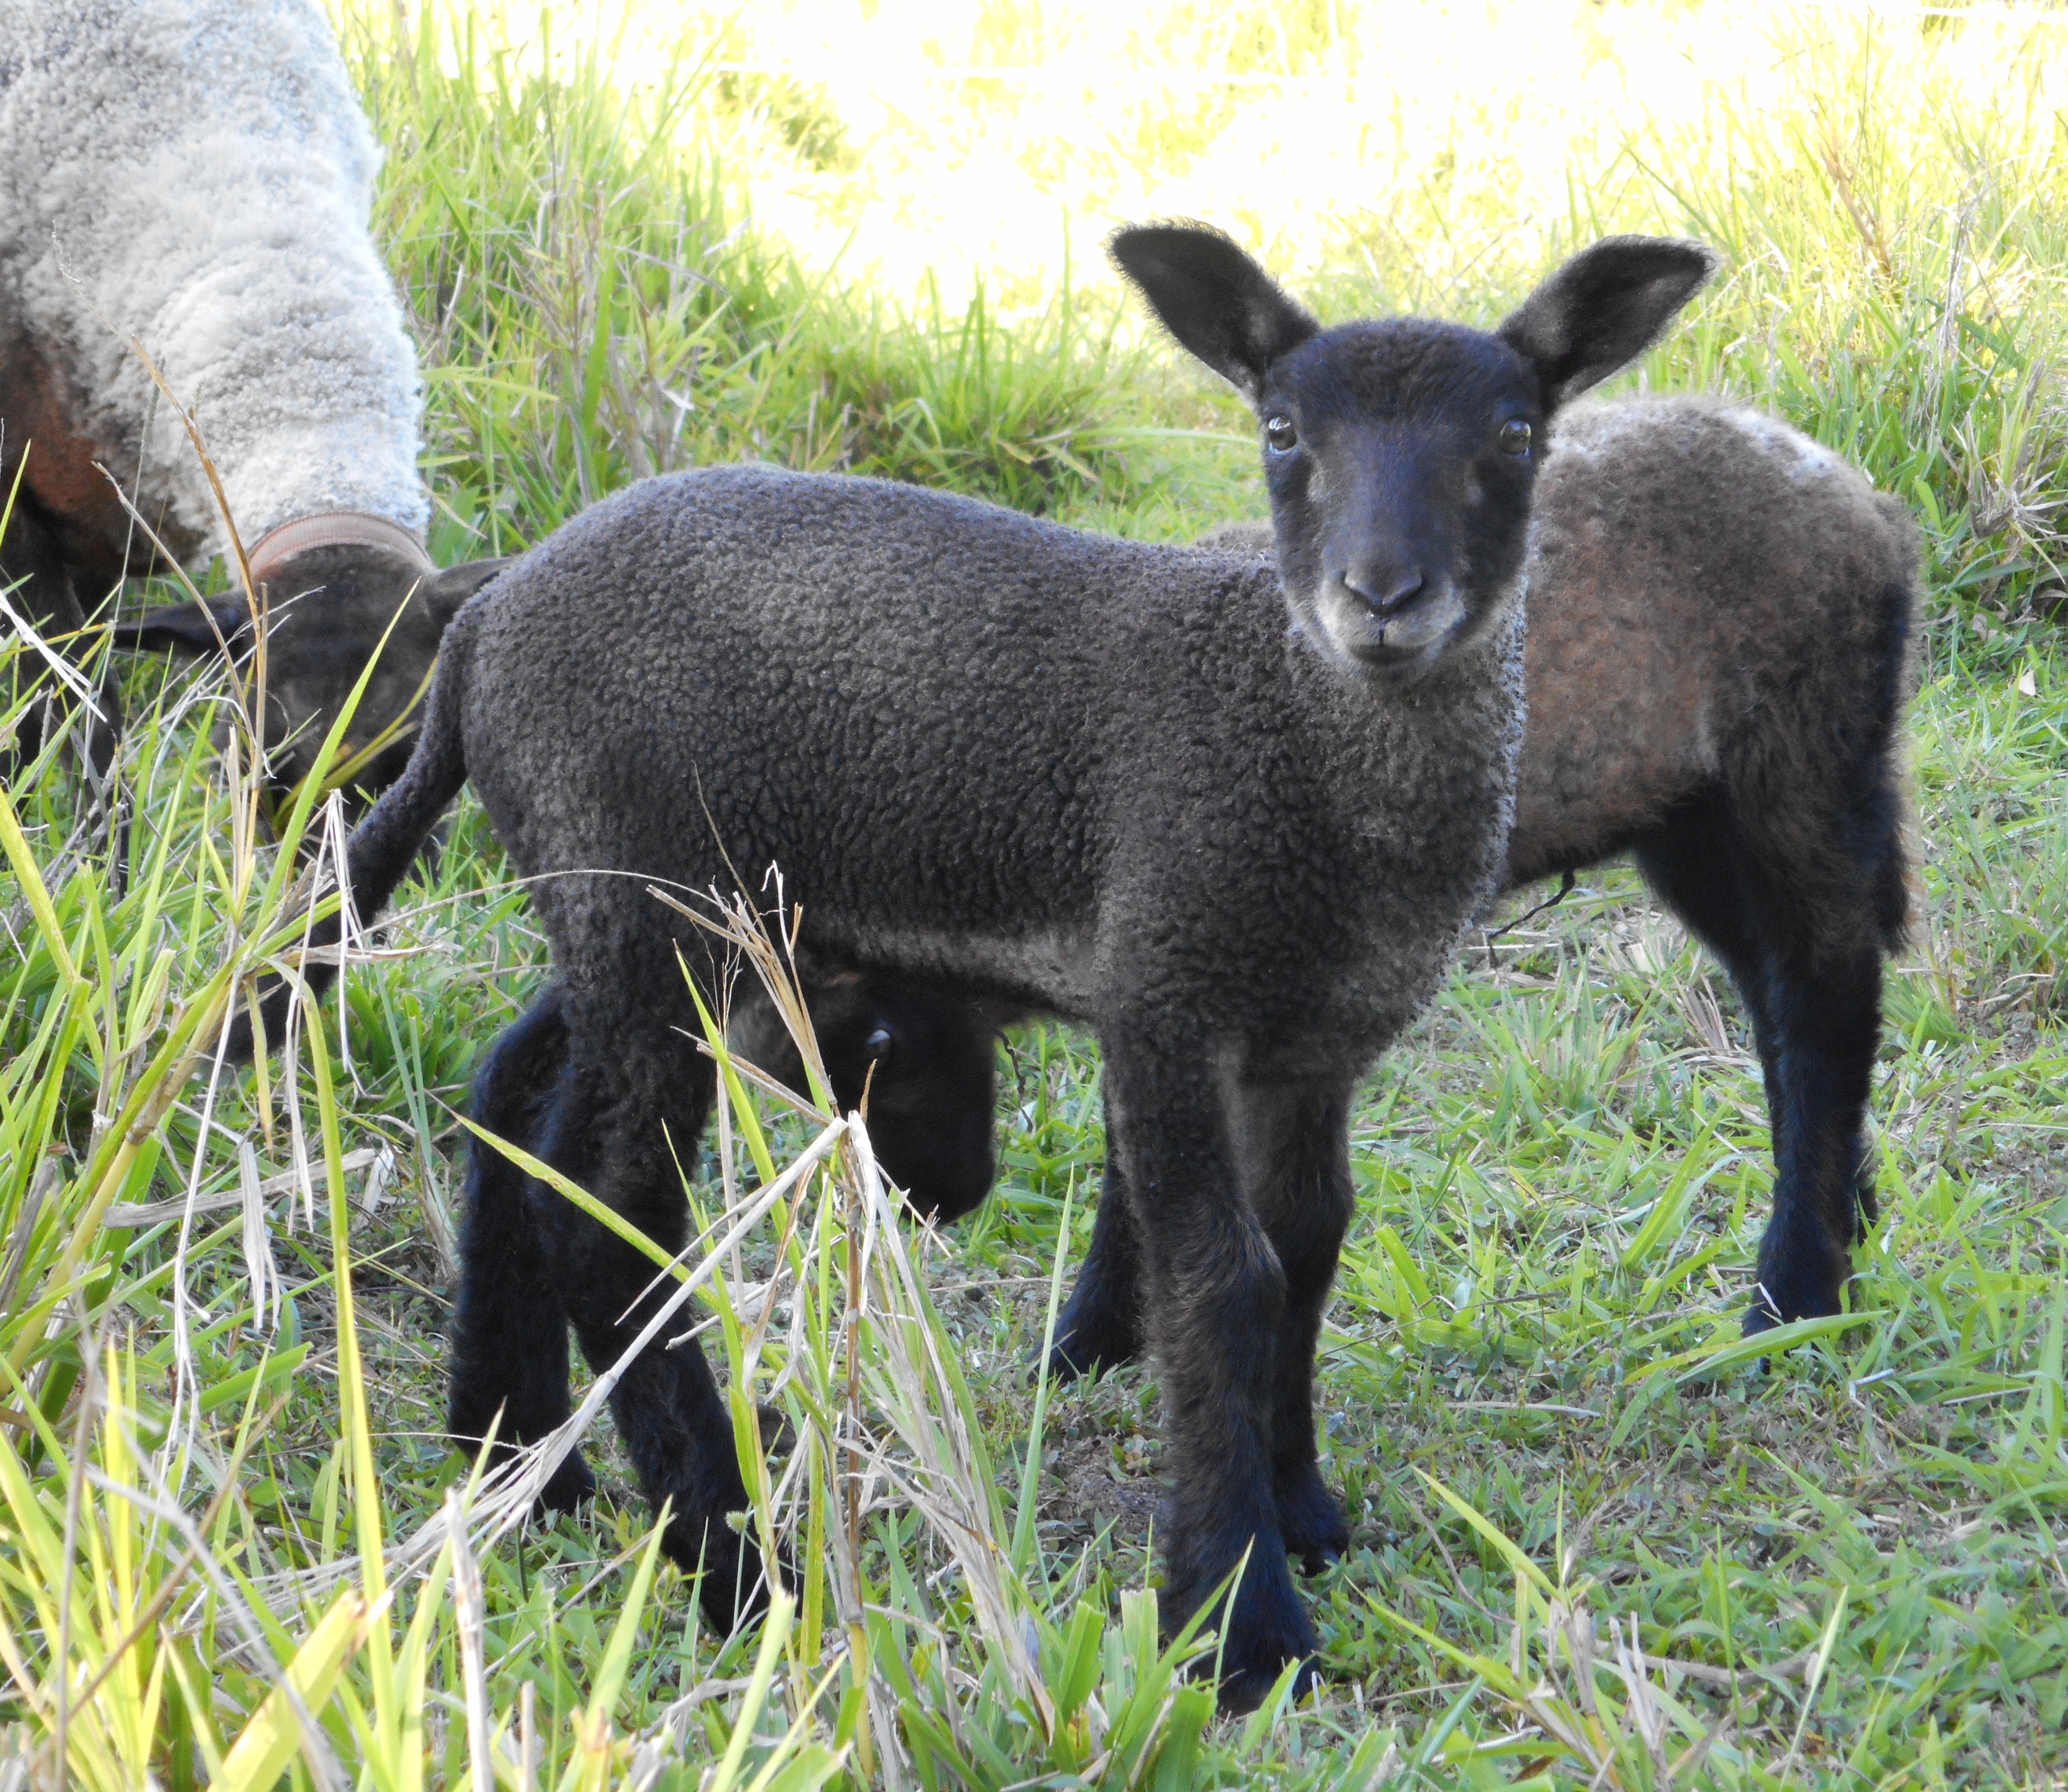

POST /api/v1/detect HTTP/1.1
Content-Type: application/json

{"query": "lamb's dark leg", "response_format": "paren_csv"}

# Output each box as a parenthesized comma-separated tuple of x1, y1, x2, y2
(535, 1016, 766, 1630)
(1748, 942, 1884, 1330)
(1243, 1081, 1356, 1572)
(1635, 795, 1884, 1332)
(1048, 1091, 1147, 1380)
(1108, 1030, 1315, 1712)
(447, 987, 593, 1515)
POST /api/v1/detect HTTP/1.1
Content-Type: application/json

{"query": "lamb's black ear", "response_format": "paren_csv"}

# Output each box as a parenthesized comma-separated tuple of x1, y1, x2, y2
(1110, 223, 1319, 402)
(1497, 236, 1718, 409)
(421, 556, 512, 628)
(110, 594, 254, 658)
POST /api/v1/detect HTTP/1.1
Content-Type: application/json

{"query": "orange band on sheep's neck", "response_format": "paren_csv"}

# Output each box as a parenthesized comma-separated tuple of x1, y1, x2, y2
(245, 511, 433, 590)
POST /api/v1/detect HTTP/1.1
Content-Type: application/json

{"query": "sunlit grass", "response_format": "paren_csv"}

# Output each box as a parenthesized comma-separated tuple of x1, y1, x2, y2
(0, 0, 2064, 1784)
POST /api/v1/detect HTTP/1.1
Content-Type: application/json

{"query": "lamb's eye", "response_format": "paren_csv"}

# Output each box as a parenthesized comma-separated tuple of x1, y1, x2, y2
(1264, 415, 1298, 453)
(864, 1026, 895, 1063)
(1498, 419, 1532, 458)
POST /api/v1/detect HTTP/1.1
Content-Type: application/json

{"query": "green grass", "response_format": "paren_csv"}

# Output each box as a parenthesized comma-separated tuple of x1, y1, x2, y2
(2, 1, 2066, 1785)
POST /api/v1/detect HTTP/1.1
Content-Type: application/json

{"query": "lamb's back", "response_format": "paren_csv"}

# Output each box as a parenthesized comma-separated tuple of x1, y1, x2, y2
(459, 466, 1292, 999)
(453, 463, 1522, 1052)
(1510, 395, 1916, 878)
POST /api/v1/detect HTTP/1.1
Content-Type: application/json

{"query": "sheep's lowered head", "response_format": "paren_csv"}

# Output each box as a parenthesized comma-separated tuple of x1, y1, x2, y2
(732, 975, 1004, 1225)
(1112, 225, 1717, 679)
(114, 519, 506, 810)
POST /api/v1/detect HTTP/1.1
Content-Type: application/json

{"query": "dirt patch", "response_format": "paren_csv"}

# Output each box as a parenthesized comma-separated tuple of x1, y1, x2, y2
(1047, 1434, 1163, 1544)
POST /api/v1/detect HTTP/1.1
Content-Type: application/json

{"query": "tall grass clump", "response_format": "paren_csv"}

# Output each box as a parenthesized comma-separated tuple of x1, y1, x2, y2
(335, 3, 1146, 549)
(1, 0, 2065, 1784)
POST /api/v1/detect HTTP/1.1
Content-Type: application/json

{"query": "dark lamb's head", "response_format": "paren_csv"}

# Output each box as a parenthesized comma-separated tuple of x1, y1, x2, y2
(116, 540, 507, 817)
(812, 978, 1000, 1225)
(1110, 224, 1717, 681)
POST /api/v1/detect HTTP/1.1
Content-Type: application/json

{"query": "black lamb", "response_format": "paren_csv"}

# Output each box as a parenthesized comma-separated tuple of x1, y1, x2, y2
(268, 224, 1715, 1706)
(751, 403, 1920, 1359)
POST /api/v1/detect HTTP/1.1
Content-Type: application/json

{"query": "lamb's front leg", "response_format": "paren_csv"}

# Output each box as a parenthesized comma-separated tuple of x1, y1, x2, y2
(1241, 1081, 1357, 1572)
(1056, 1079, 1353, 1570)
(1110, 1033, 1315, 1713)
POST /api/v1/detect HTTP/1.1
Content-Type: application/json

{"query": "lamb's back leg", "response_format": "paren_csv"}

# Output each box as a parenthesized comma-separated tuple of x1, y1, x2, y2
(447, 986, 594, 1514)
(1048, 1091, 1148, 1380)
(1634, 791, 1890, 1331)
(538, 1006, 768, 1630)
(1241, 1080, 1356, 1571)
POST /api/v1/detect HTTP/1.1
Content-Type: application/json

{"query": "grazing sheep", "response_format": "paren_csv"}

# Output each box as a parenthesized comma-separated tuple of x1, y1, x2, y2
(727, 972, 1004, 1223)
(0, 0, 501, 797)
(268, 225, 1714, 1705)
(790, 396, 1919, 1366)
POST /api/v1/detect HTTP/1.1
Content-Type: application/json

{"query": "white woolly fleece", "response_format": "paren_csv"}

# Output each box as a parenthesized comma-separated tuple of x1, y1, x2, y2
(0, 0, 428, 559)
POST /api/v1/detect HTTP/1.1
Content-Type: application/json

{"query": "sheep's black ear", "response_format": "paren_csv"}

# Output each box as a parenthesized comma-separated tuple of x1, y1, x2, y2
(110, 594, 253, 658)
(1497, 236, 1718, 408)
(1111, 222, 1319, 403)
(421, 556, 512, 628)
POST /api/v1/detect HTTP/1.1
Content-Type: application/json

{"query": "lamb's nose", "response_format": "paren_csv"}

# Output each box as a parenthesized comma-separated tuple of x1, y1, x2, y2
(1342, 568, 1426, 616)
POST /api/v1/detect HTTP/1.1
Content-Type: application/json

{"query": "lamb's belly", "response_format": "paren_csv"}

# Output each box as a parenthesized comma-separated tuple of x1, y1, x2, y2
(826, 920, 1098, 1018)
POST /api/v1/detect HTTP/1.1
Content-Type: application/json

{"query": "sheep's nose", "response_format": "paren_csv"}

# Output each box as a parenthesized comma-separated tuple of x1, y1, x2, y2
(1341, 567, 1426, 616)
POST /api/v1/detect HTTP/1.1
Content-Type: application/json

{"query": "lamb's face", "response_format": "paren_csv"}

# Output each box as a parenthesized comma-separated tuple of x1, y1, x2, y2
(116, 549, 506, 822)
(1110, 224, 1718, 681)
(1258, 320, 1541, 680)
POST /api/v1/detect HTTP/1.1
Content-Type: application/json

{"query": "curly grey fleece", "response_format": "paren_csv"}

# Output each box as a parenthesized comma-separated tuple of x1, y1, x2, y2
(420, 465, 1524, 1056)
(0, 0, 426, 564)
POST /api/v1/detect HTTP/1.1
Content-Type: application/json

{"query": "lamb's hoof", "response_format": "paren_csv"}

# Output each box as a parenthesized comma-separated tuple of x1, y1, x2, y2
(1740, 1295, 1785, 1339)
(536, 1451, 596, 1517)
(1044, 1316, 1143, 1384)
(1174, 1547, 1321, 1714)
(1044, 1270, 1145, 1383)
(1215, 1651, 1321, 1715)
(1205, 1602, 1322, 1715)
(1741, 1273, 1844, 1340)
(1276, 1470, 1349, 1574)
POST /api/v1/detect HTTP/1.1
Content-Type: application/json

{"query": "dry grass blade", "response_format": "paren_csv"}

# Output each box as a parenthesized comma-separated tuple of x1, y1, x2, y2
(843, 1122, 1053, 1728)
(105, 1147, 381, 1229)
(236, 1139, 279, 1334)
(242, 1115, 843, 1615)
(447, 1489, 495, 1792)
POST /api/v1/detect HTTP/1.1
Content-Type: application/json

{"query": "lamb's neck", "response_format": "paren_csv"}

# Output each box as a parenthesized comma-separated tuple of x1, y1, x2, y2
(1293, 595, 1527, 896)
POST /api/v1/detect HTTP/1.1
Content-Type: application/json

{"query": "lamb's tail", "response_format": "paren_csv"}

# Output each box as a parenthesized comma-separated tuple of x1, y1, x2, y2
(236, 615, 477, 1055)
